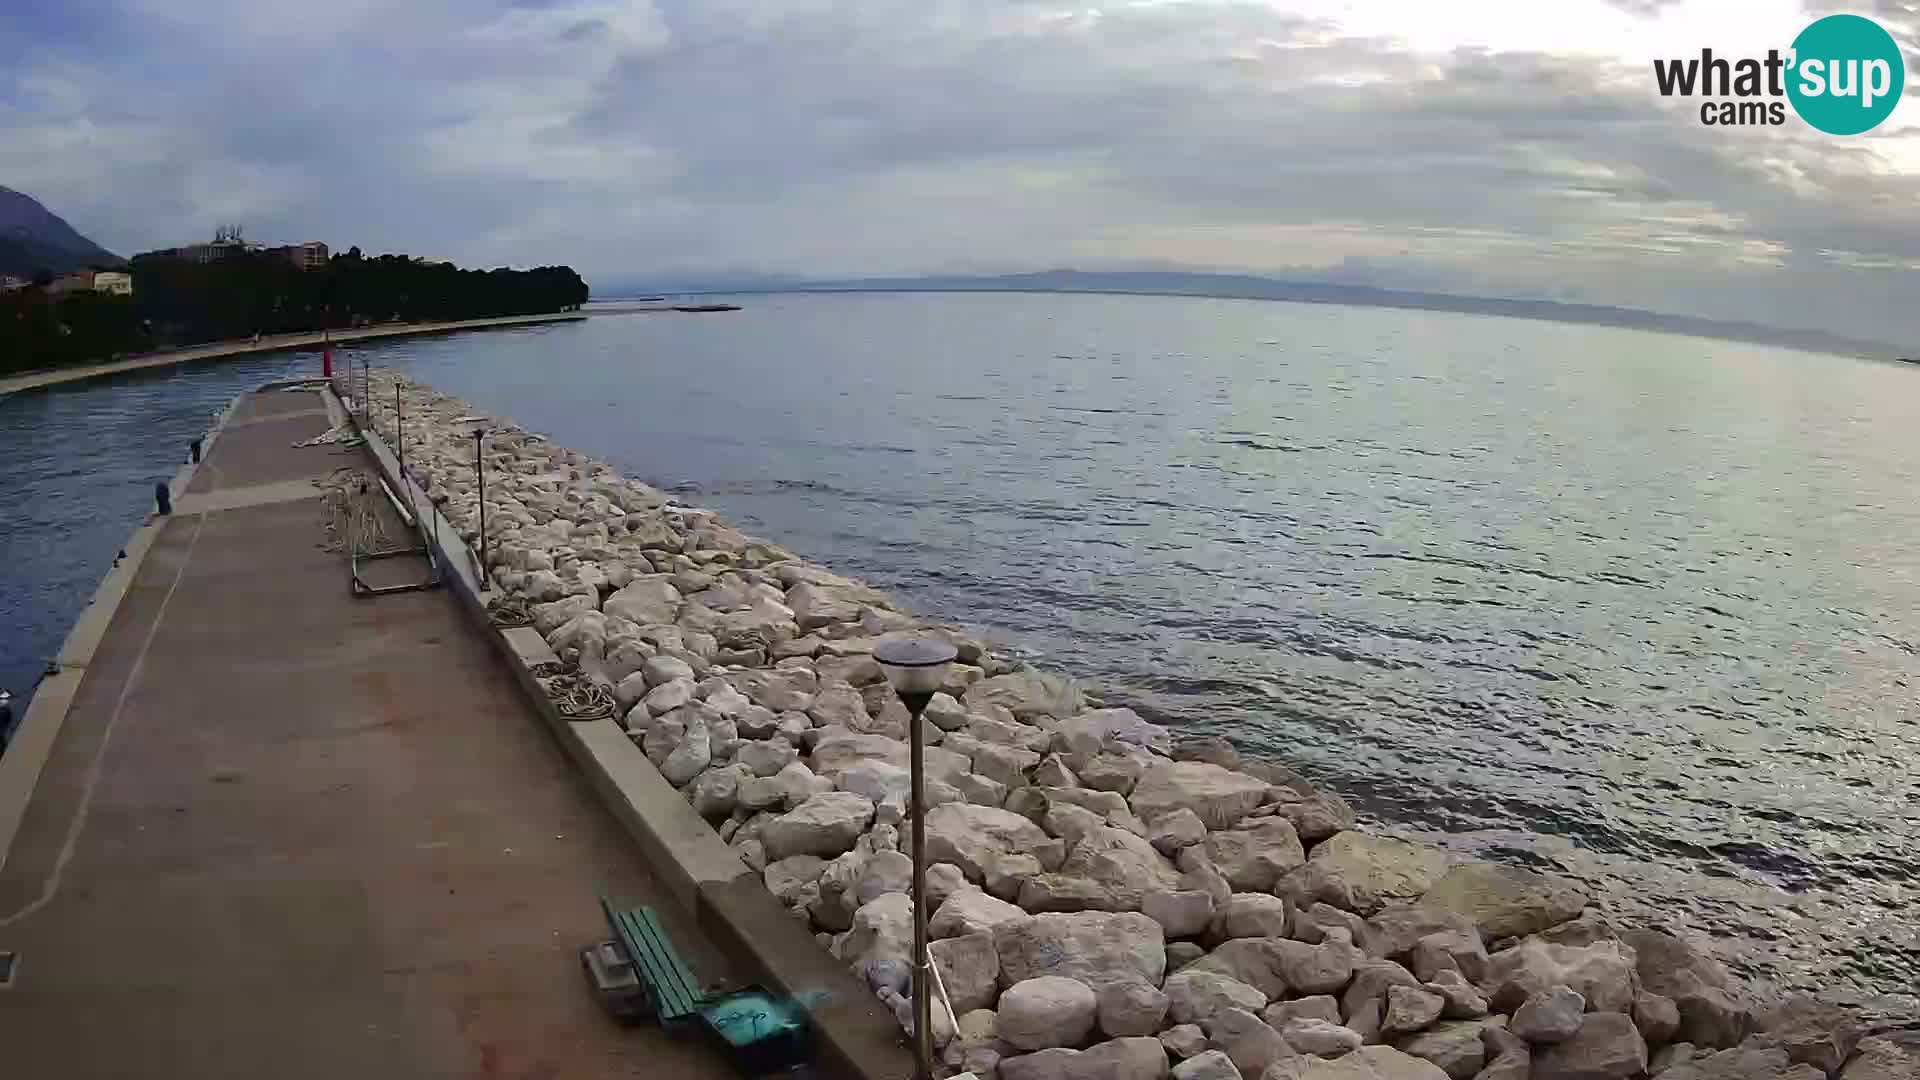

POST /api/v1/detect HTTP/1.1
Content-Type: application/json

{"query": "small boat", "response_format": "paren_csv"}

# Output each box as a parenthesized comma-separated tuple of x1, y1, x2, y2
(672, 304, 741, 313)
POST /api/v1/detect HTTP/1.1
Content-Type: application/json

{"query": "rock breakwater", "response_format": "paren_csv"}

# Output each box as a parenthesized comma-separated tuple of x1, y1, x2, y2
(361, 371, 1913, 1080)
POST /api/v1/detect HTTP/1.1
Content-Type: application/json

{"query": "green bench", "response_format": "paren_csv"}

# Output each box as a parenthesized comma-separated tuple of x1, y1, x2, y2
(583, 897, 812, 1073)
(601, 898, 705, 1025)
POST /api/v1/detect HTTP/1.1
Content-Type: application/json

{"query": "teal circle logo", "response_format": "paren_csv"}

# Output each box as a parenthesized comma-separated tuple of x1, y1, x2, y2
(1787, 14, 1904, 135)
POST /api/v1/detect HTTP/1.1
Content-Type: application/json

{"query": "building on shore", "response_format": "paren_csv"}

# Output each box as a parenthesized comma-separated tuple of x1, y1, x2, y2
(46, 271, 95, 297)
(265, 241, 329, 270)
(92, 270, 133, 296)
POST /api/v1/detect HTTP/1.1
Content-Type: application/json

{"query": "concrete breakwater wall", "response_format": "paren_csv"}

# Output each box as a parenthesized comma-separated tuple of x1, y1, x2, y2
(360, 369, 1905, 1080)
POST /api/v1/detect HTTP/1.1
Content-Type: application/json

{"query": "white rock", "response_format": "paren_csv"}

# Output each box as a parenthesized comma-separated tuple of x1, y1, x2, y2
(1173, 1050, 1243, 1080)
(975, 743, 1042, 788)
(1217, 894, 1292, 940)
(689, 763, 746, 817)
(924, 692, 971, 730)
(1281, 1019, 1363, 1058)
(605, 578, 682, 626)
(737, 740, 798, 777)
(995, 911, 1168, 991)
(926, 802, 1066, 883)
(1149, 809, 1210, 855)
(1145, 890, 1216, 939)
(954, 771, 1010, 807)
(643, 654, 696, 688)
(1099, 980, 1172, 1038)
(1512, 986, 1586, 1044)
(1000, 975, 1099, 1050)
(1162, 1024, 1211, 1061)
(1166, 968, 1269, 1025)
(968, 670, 1087, 720)
(760, 791, 875, 860)
(1129, 761, 1271, 831)
(933, 931, 1004, 1013)
(807, 683, 870, 728)
(838, 892, 914, 994)
(1276, 834, 1451, 917)
(661, 715, 712, 785)
(999, 1037, 1171, 1080)
(1205, 819, 1307, 893)
(764, 854, 828, 905)
(932, 887, 1032, 939)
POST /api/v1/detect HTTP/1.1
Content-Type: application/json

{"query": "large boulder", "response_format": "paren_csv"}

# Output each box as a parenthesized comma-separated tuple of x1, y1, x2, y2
(1286, 1046, 1453, 1080)
(603, 577, 682, 625)
(1100, 981, 1173, 1038)
(730, 667, 817, 712)
(1200, 1007, 1294, 1077)
(969, 670, 1088, 721)
(1839, 1036, 1920, 1080)
(1258, 786, 1358, 844)
(1130, 762, 1272, 831)
(759, 791, 874, 860)
(1171, 1050, 1241, 1080)
(1037, 827, 1185, 908)
(1751, 996, 1868, 1076)
(1512, 986, 1586, 1044)
(995, 911, 1168, 990)
(1484, 938, 1637, 1015)
(999, 1037, 1171, 1080)
(810, 726, 971, 781)
(930, 932, 1003, 1014)
(1418, 863, 1589, 941)
(1619, 929, 1753, 1049)
(1531, 1013, 1647, 1080)
(1393, 1020, 1499, 1079)
(1204, 819, 1307, 892)
(1145, 890, 1217, 939)
(1166, 969, 1269, 1025)
(932, 887, 1032, 939)
(837, 892, 915, 994)
(1277, 834, 1451, 916)
(1216, 894, 1293, 940)
(927, 802, 1067, 883)
(1282, 1018, 1365, 1059)
(1000, 976, 1100, 1050)
(1052, 707, 1174, 761)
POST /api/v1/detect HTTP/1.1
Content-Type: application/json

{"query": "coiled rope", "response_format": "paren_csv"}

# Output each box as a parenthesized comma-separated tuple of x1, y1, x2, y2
(541, 672, 615, 721)
(486, 596, 535, 628)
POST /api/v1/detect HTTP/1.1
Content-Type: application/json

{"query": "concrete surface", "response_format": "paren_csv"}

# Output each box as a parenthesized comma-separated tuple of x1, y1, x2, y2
(344, 382, 919, 1080)
(0, 389, 740, 1079)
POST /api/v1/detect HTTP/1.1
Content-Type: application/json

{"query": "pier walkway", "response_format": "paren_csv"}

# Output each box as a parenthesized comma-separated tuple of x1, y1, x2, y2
(0, 386, 735, 1078)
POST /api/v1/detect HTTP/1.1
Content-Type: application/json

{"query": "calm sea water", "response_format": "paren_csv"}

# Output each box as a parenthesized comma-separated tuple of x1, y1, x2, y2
(4, 292, 1916, 1012)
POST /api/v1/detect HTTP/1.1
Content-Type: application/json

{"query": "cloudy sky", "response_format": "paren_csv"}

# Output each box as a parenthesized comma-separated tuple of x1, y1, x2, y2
(3, 0, 1917, 343)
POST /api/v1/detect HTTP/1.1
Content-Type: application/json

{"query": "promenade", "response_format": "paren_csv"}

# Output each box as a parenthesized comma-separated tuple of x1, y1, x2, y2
(0, 385, 735, 1078)
(0, 312, 586, 395)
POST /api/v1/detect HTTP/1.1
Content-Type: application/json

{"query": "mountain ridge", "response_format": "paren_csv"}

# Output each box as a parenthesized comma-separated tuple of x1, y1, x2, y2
(0, 186, 122, 277)
(606, 269, 1904, 360)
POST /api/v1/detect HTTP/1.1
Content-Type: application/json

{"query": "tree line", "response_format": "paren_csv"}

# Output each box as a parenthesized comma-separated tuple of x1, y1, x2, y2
(1, 248, 589, 376)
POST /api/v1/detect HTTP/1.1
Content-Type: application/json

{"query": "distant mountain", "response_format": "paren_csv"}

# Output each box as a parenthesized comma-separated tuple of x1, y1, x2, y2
(0, 186, 122, 277)
(668, 268, 1905, 360)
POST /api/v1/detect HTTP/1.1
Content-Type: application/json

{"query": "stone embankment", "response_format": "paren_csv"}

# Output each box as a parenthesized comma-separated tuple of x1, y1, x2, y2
(363, 370, 1912, 1080)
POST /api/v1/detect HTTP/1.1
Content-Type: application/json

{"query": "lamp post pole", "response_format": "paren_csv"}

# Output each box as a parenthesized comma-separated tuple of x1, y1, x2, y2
(470, 422, 487, 588)
(874, 635, 959, 1080)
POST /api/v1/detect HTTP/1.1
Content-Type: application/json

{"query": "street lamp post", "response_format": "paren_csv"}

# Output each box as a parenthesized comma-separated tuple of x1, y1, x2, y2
(873, 634, 958, 1080)
(458, 416, 490, 591)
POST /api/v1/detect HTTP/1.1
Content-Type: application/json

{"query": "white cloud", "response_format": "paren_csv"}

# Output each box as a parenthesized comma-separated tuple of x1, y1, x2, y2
(1, 0, 1916, 342)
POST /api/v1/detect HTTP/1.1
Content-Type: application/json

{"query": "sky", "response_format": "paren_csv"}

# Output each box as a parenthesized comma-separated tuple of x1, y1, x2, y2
(3, 0, 1918, 344)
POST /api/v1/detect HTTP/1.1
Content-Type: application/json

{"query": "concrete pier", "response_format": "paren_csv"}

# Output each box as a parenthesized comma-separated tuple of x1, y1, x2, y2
(0, 386, 738, 1078)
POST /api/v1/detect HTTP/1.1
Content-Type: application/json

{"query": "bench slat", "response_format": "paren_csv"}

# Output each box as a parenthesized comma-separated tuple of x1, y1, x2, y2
(602, 900, 703, 1020)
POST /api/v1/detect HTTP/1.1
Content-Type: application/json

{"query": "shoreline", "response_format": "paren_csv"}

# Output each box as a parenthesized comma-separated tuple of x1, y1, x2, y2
(357, 367, 1909, 1078)
(0, 311, 586, 396)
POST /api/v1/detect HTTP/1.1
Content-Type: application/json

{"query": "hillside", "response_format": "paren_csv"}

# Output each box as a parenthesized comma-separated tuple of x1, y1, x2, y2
(0, 186, 122, 277)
